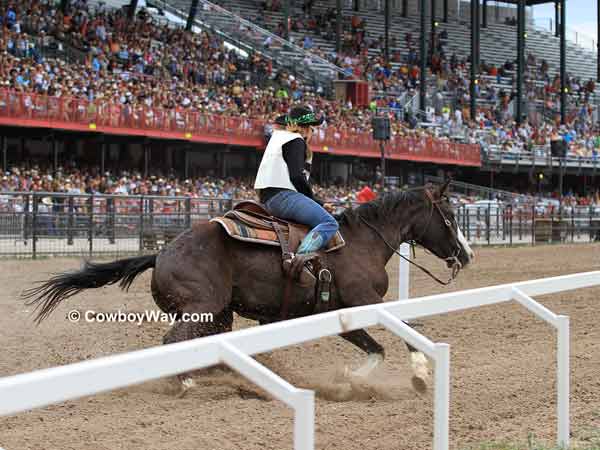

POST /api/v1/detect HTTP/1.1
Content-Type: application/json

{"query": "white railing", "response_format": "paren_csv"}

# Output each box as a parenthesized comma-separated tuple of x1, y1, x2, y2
(531, 17, 597, 51)
(1, 251, 598, 449)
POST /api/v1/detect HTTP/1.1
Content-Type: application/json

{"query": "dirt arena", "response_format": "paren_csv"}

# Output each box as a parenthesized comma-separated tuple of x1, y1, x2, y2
(1, 244, 599, 450)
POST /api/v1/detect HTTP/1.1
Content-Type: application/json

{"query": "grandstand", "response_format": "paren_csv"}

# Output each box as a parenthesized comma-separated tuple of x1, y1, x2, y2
(0, 0, 598, 203)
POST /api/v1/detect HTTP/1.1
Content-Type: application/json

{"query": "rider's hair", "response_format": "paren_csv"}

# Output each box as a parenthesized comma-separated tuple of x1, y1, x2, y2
(285, 123, 304, 133)
(285, 124, 313, 161)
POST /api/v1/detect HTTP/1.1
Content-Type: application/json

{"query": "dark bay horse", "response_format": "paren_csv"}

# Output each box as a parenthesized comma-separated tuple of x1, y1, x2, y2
(24, 182, 473, 394)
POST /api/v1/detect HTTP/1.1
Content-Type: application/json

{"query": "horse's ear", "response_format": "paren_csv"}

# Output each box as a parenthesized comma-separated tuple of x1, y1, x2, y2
(436, 179, 451, 198)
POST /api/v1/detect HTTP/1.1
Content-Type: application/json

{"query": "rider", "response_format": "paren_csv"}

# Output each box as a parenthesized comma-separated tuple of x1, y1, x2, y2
(254, 106, 339, 284)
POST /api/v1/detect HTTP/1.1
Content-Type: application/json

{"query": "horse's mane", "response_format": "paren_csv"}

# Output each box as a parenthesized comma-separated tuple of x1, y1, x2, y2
(335, 189, 423, 226)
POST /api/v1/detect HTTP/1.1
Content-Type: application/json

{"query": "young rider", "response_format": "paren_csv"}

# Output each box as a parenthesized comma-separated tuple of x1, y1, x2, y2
(254, 106, 339, 284)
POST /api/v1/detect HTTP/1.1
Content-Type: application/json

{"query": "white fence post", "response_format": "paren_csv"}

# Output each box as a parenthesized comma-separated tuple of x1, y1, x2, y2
(434, 343, 450, 450)
(377, 310, 449, 450)
(556, 315, 570, 448)
(511, 287, 570, 448)
(398, 242, 411, 300)
(294, 389, 315, 450)
(219, 342, 315, 450)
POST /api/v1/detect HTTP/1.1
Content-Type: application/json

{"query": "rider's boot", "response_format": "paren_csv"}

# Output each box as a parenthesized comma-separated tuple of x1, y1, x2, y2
(283, 230, 323, 287)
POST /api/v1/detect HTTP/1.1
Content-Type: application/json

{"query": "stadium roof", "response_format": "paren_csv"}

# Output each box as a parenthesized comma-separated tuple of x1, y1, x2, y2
(491, 0, 561, 5)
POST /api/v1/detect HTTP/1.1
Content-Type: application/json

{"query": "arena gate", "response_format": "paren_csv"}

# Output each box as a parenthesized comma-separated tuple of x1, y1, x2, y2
(0, 249, 595, 450)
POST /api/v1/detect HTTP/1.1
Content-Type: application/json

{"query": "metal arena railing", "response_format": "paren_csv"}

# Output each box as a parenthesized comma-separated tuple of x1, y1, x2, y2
(0, 192, 234, 258)
(455, 203, 600, 246)
(0, 192, 599, 258)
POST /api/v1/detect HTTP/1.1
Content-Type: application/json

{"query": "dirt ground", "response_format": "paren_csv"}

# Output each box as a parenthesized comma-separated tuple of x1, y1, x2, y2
(1, 244, 600, 450)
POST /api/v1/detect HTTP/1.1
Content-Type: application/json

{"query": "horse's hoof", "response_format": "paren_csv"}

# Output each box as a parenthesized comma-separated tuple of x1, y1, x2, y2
(176, 377, 196, 398)
(351, 354, 383, 379)
(411, 375, 428, 393)
(332, 365, 351, 383)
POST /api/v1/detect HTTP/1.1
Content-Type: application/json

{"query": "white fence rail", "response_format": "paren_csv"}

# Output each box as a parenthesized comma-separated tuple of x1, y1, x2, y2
(2, 258, 598, 449)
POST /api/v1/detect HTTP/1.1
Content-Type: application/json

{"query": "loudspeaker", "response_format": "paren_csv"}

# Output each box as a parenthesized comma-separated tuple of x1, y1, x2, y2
(551, 139, 566, 158)
(372, 117, 391, 140)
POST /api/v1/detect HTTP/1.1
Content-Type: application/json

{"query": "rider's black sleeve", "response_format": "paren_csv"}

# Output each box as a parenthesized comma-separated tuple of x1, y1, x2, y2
(282, 138, 321, 204)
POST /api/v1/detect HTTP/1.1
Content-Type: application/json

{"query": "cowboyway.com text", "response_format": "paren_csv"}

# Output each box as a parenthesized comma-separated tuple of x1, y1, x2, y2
(67, 309, 213, 326)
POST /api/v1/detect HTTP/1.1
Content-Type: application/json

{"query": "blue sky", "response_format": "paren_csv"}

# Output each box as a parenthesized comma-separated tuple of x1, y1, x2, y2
(533, 1, 597, 41)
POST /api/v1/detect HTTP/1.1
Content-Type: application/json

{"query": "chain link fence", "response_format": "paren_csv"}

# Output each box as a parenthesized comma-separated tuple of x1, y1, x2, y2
(0, 192, 599, 258)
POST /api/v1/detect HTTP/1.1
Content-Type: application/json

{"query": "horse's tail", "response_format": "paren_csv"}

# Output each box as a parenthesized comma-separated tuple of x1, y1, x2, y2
(22, 254, 157, 324)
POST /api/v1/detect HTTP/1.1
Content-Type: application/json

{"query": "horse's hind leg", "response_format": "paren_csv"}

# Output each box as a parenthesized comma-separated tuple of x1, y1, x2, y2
(339, 329, 385, 378)
(163, 307, 233, 396)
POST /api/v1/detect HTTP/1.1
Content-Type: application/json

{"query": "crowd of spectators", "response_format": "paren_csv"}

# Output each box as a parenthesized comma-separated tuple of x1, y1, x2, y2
(0, 0, 464, 142)
(0, 164, 396, 205)
(3, 164, 600, 212)
(245, 0, 600, 154)
(0, 0, 597, 166)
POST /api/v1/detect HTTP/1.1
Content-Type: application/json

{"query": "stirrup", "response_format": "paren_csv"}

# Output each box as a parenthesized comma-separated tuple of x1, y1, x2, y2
(282, 253, 316, 287)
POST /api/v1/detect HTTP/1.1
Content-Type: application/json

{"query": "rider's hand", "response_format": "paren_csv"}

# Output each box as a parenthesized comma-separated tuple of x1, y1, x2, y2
(323, 203, 335, 213)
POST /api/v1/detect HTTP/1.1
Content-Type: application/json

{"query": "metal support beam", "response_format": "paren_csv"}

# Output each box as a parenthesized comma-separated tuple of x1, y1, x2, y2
(283, 0, 290, 40)
(559, 158, 564, 202)
(597, 0, 600, 81)
(420, 0, 427, 116)
(443, 0, 448, 22)
(516, 0, 525, 124)
(185, 147, 190, 180)
(380, 141, 386, 188)
(560, 0, 566, 124)
(470, 0, 478, 121)
(431, 0, 437, 59)
(475, 0, 480, 68)
(402, 0, 408, 17)
(52, 135, 58, 174)
(336, 0, 342, 52)
(385, 0, 390, 63)
(555, 0, 560, 37)
(185, 0, 199, 31)
(128, 0, 138, 20)
(2, 136, 6, 173)
(144, 144, 149, 178)
(482, 0, 487, 28)
(101, 141, 106, 175)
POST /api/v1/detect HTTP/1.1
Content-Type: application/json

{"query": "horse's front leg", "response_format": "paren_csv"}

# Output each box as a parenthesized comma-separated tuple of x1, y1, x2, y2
(336, 282, 431, 390)
(335, 286, 386, 380)
(405, 343, 430, 393)
(339, 329, 385, 378)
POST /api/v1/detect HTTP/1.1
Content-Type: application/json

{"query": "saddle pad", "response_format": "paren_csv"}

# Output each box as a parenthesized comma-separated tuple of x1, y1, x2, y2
(211, 217, 346, 253)
(224, 210, 278, 231)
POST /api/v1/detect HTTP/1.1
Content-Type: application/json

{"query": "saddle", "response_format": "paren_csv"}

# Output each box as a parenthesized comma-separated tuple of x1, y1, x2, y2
(210, 200, 345, 319)
(210, 200, 346, 254)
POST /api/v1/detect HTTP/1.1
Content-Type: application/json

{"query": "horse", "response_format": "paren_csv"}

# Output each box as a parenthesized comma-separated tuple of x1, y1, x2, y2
(23, 182, 473, 394)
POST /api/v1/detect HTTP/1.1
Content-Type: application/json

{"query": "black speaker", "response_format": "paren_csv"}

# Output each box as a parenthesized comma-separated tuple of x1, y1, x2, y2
(372, 117, 391, 140)
(551, 139, 566, 158)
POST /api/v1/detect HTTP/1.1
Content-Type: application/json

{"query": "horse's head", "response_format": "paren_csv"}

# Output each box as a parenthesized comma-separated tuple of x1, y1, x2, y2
(411, 181, 474, 272)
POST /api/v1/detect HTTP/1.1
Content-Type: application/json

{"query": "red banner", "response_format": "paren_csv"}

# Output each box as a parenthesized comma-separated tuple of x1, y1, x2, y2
(0, 90, 480, 167)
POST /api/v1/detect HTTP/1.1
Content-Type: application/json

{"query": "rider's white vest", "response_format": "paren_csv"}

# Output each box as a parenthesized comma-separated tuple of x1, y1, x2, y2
(254, 129, 305, 191)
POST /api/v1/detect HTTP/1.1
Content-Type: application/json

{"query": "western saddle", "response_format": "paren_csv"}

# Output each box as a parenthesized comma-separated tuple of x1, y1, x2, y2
(210, 200, 345, 318)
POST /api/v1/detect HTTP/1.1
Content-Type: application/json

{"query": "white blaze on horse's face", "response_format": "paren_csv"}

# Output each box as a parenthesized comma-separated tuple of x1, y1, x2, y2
(456, 223, 474, 263)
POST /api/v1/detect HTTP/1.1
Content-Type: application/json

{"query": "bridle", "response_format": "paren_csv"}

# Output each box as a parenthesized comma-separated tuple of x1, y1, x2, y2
(358, 187, 463, 286)
(419, 189, 463, 280)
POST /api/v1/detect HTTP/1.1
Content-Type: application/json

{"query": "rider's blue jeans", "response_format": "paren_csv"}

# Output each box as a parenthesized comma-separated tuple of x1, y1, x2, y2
(265, 190, 339, 254)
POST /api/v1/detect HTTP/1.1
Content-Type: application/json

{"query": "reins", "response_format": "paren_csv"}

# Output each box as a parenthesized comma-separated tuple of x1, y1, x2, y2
(357, 188, 462, 286)
(358, 215, 456, 285)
